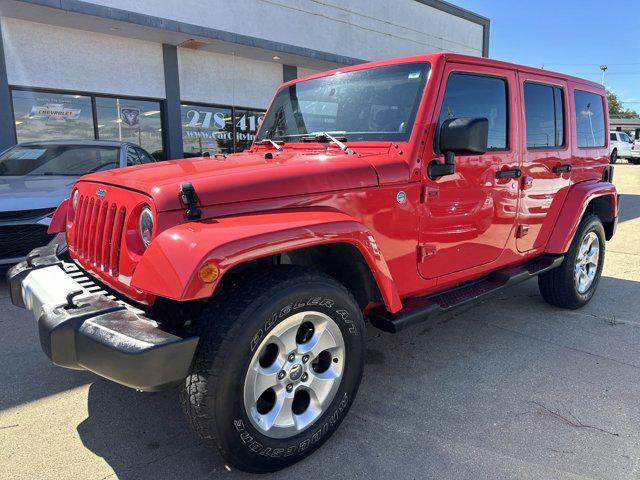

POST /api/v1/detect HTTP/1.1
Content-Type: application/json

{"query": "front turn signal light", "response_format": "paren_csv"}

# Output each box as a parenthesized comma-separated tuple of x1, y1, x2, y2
(198, 262, 220, 283)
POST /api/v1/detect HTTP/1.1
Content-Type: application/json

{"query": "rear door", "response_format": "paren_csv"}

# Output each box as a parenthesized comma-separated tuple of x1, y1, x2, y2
(516, 73, 571, 252)
(418, 62, 521, 279)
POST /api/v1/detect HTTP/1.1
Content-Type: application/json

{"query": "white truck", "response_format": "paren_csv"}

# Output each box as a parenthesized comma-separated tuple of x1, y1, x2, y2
(610, 131, 639, 164)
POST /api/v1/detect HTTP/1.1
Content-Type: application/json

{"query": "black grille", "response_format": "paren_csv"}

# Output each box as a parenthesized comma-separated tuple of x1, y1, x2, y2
(0, 208, 55, 221)
(0, 225, 55, 259)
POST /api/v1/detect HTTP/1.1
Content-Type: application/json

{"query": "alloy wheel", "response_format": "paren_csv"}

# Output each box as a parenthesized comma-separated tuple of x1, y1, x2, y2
(574, 231, 600, 294)
(243, 311, 345, 439)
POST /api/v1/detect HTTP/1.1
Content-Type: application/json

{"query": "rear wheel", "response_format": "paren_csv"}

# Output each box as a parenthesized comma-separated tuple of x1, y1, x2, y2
(180, 266, 365, 473)
(610, 149, 618, 164)
(538, 214, 605, 309)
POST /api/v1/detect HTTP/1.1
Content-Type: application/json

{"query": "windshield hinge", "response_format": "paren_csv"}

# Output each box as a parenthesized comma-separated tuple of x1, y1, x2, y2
(179, 182, 202, 220)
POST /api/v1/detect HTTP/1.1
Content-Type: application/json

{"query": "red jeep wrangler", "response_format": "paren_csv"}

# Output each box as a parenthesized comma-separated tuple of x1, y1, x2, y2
(8, 53, 617, 472)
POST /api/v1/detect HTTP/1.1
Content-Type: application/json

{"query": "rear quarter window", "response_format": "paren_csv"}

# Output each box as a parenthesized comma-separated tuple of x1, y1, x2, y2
(574, 90, 606, 148)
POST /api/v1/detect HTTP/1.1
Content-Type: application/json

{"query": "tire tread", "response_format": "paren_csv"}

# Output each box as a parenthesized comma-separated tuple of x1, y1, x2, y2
(538, 213, 605, 309)
(179, 265, 360, 469)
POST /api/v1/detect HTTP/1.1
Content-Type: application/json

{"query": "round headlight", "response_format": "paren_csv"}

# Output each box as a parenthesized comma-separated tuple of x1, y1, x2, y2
(139, 206, 154, 247)
(71, 189, 79, 211)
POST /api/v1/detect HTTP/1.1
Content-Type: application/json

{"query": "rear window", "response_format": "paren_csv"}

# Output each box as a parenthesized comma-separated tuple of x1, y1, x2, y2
(574, 90, 606, 148)
(524, 82, 565, 149)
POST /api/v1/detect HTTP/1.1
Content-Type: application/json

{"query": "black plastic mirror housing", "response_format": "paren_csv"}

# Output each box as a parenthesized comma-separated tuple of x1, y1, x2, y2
(440, 117, 489, 155)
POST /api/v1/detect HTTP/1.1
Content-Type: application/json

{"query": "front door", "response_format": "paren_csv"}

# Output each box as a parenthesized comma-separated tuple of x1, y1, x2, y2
(419, 63, 521, 280)
(516, 73, 572, 252)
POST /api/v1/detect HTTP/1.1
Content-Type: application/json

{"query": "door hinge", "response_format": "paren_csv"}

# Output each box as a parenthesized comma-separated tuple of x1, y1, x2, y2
(521, 176, 533, 191)
(516, 224, 529, 238)
(421, 186, 439, 203)
(418, 244, 436, 262)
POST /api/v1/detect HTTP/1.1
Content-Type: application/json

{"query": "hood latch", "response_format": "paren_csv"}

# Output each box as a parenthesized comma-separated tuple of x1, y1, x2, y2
(179, 182, 202, 220)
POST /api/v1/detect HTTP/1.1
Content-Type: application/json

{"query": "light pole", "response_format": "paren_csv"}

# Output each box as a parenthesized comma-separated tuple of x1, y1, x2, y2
(600, 65, 607, 86)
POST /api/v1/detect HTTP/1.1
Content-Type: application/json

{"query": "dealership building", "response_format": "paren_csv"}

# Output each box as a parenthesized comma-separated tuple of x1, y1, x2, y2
(0, 0, 489, 160)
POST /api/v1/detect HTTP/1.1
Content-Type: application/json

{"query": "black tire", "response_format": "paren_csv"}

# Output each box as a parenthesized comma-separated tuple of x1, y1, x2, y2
(610, 149, 618, 164)
(630, 158, 640, 165)
(538, 214, 605, 309)
(180, 266, 365, 473)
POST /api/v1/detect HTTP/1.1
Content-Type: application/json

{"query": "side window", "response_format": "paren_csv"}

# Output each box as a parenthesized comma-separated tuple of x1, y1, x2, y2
(610, 132, 617, 141)
(574, 90, 606, 147)
(438, 73, 508, 150)
(523, 82, 565, 149)
(135, 147, 154, 164)
(126, 146, 141, 166)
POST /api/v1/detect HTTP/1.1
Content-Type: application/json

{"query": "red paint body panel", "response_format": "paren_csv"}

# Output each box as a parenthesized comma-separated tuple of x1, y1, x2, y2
(515, 71, 572, 252)
(545, 181, 618, 254)
(47, 198, 68, 234)
(66, 181, 155, 305)
(80, 146, 382, 212)
(55, 52, 616, 312)
(418, 62, 521, 279)
(131, 211, 402, 311)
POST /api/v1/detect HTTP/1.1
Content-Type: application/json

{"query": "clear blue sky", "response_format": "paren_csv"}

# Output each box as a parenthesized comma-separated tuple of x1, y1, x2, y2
(453, 0, 639, 111)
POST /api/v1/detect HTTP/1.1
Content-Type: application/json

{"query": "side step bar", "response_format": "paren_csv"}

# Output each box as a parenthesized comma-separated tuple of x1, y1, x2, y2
(368, 254, 564, 334)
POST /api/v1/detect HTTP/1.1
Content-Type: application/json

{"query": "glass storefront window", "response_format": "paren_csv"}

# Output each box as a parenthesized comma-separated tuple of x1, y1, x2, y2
(96, 97, 164, 159)
(181, 104, 234, 156)
(11, 90, 95, 143)
(10, 88, 266, 158)
(234, 109, 264, 152)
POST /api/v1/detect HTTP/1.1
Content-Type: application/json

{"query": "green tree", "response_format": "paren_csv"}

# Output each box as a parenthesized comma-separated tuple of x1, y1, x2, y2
(606, 90, 638, 117)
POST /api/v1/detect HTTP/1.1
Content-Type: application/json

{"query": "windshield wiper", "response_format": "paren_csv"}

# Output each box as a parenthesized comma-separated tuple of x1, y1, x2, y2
(255, 139, 283, 151)
(302, 132, 356, 155)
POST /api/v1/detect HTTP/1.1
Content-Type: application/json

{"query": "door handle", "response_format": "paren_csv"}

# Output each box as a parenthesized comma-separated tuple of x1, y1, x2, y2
(496, 168, 522, 179)
(552, 164, 572, 174)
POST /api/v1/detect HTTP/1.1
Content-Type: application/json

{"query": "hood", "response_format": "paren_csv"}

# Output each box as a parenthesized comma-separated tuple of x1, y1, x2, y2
(79, 149, 384, 212)
(0, 175, 75, 212)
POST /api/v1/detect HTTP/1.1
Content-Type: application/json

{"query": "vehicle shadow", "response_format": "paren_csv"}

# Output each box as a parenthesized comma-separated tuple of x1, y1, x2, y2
(618, 193, 640, 224)
(76, 381, 226, 479)
(75, 275, 640, 479)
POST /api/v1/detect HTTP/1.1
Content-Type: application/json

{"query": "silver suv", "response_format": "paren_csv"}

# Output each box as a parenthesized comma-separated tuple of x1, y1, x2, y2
(0, 140, 155, 265)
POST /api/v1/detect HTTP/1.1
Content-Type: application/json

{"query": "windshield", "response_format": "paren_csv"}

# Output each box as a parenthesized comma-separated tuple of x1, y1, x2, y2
(0, 145, 120, 176)
(257, 62, 430, 143)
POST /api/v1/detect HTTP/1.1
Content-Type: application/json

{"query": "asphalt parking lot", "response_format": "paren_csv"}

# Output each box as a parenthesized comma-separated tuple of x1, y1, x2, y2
(1, 164, 639, 480)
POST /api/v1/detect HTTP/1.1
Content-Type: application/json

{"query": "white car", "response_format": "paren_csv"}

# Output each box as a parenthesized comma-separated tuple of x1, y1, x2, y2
(609, 131, 638, 164)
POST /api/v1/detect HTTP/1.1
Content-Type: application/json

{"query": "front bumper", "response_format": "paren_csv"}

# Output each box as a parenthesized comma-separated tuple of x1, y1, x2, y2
(7, 245, 199, 391)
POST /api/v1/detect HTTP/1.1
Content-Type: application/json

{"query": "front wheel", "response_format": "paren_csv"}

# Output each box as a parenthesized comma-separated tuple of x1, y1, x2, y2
(180, 266, 365, 473)
(538, 214, 605, 309)
(610, 149, 618, 164)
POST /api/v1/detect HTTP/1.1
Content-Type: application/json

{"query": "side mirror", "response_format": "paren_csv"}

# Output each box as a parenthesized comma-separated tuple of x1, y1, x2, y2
(428, 117, 489, 179)
(440, 117, 489, 154)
